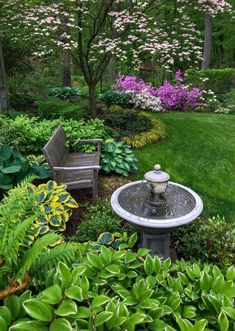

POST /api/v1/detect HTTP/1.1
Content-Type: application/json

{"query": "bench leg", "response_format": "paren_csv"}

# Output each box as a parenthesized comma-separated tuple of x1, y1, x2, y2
(93, 170, 98, 203)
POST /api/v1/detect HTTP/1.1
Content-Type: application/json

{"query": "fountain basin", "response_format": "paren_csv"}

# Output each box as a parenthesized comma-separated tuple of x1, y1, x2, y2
(111, 180, 203, 257)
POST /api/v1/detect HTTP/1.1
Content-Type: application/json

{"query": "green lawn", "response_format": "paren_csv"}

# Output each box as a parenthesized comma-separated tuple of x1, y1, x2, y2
(133, 112, 235, 222)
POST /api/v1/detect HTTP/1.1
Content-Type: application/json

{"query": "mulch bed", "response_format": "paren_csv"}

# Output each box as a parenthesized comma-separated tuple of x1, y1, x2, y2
(65, 174, 130, 237)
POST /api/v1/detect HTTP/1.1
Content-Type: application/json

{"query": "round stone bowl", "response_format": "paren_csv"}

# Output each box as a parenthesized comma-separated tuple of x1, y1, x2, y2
(111, 180, 203, 234)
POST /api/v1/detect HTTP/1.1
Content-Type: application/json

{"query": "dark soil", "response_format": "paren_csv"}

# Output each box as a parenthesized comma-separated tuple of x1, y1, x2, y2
(65, 174, 130, 237)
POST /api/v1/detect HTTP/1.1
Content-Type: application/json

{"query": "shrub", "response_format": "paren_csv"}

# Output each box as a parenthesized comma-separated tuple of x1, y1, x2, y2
(104, 110, 153, 136)
(2, 235, 235, 330)
(98, 90, 130, 106)
(185, 68, 235, 95)
(9, 92, 36, 109)
(172, 215, 235, 266)
(115, 73, 158, 95)
(0, 144, 50, 191)
(226, 88, 235, 106)
(129, 90, 163, 112)
(48, 86, 81, 100)
(0, 115, 110, 154)
(73, 200, 131, 243)
(34, 98, 87, 119)
(123, 115, 166, 149)
(101, 139, 138, 176)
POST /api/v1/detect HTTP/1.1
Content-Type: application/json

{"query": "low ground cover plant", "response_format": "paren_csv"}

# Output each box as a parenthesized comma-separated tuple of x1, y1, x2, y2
(48, 86, 81, 100)
(0, 144, 50, 191)
(172, 215, 235, 266)
(101, 139, 138, 177)
(98, 90, 130, 107)
(34, 98, 87, 120)
(103, 109, 153, 137)
(1, 233, 235, 330)
(73, 200, 131, 243)
(0, 115, 111, 154)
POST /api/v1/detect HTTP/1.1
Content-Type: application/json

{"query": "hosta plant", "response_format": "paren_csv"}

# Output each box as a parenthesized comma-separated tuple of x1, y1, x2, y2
(101, 139, 138, 176)
(48, 86, 81, 100)
(1, 233, 235, 331)
(34, 180, 78, 239)
(0, 144, 50, 191)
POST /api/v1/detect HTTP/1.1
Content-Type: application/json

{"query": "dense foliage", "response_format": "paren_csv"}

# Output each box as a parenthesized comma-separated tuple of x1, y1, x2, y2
(73, 200, 129, 243)
(0, 145, 50, 191)
(48, 87, 81, 100)
(172, 215, 235, 266)
(0, 115, 110, 153)
(101, 139, 138, 177)
(1, 234, 235, 330)
(0, 179, 77, 293)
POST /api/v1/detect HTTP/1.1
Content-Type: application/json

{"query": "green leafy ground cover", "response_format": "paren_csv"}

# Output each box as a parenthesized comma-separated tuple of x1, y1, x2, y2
(133, 112, 235, 221)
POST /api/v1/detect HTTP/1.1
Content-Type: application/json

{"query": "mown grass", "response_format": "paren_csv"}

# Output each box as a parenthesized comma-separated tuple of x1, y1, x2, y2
(133, 112, 235, 222)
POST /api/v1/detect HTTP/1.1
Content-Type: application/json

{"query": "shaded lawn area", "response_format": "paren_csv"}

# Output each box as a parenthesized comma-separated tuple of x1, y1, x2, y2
(132, 112, 235, 222)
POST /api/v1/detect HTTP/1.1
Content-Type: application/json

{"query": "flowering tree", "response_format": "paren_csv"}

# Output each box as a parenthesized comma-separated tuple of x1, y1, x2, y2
(1, 0, 181, 116)
(195, 0, 232, 69)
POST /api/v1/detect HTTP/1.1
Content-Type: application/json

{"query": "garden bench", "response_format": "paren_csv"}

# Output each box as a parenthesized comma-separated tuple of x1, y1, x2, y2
(42, 126, 102, 202)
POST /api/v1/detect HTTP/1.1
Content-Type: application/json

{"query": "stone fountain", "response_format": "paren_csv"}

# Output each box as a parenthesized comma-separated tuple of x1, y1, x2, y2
(111, 164, 203, 258)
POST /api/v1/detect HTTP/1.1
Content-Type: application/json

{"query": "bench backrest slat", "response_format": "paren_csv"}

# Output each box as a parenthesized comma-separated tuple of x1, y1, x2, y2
(42, 126, 67, 178)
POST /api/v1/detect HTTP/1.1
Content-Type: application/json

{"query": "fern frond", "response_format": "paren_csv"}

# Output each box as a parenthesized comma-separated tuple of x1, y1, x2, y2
(6, 216, 35, 265)
(30, 242, 76, 281)
(16, 232, 60, 280)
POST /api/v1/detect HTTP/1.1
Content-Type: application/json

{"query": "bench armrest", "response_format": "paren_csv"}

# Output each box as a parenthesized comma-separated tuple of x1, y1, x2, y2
(54, 165, 100, 171)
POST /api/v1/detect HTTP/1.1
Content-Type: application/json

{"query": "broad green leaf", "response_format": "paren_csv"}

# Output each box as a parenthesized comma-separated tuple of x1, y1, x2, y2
(153, 256, 162, 274)
(76, 306, 91, 318)
(148, 319, 166, 331)
(58, 262, 72, 291)
(128, 233, 138, 248)
(144, 255, 154, 275)
(226, 266, 235, 281)
(50, 318, 72, 331)
(192, 320, 207, 331)
(66, 286, 83, 301)
(2, 165, 21, 174)
(182, 305, 196, 319)
(0, 306, 12, 325)
(200, 272, 212, 291)
(105, 264, 120, 274)
(95, 311, 113, 327)
(9, 321, 48, 331)
(92, 295, 110, 309)
(4, 295, 20, 320)
(0, 316, 7, 331)
(218, 311, 229, 331)
(87, 254, 103, 270)
(223, 307, 235, 320)
(40, 285, 62, 305)
(55, 299, 77, 316)
(23, 299, 53, 322)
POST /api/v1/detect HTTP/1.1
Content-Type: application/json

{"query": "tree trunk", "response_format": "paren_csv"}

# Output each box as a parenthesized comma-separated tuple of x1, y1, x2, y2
(202, 13, 212, 70)
(88, 84, 96, 117)
(61, 51, 71, 87)
(0, 44, 9, 112)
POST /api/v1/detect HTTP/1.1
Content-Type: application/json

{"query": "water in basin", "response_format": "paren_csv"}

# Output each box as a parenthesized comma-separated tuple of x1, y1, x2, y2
(117, 182, 196, 220)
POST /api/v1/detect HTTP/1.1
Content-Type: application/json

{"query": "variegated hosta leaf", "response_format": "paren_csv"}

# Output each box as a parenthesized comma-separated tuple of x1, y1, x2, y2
(58, 193, 70, 203)
(66, 199, 78, 208)
(37, 191, 47, 203)
(97, 232, 114, 245)
(50, 215, 62, 228)
(47, 180, 57, 190)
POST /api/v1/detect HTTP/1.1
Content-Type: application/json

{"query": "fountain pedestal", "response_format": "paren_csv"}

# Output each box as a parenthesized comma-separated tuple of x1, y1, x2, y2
(141, 232, 170, 259)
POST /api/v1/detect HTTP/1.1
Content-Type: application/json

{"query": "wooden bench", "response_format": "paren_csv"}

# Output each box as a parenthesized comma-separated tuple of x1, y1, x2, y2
(42, 126, 102, 202)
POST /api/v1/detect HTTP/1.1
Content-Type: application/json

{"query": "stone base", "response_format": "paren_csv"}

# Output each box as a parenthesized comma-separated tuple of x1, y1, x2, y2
(140, 232, 170, 259)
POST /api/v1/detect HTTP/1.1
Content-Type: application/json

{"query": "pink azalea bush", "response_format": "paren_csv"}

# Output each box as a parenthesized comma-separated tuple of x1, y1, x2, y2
(115, 71, 202, 111)
(115, 74, 158, 96)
